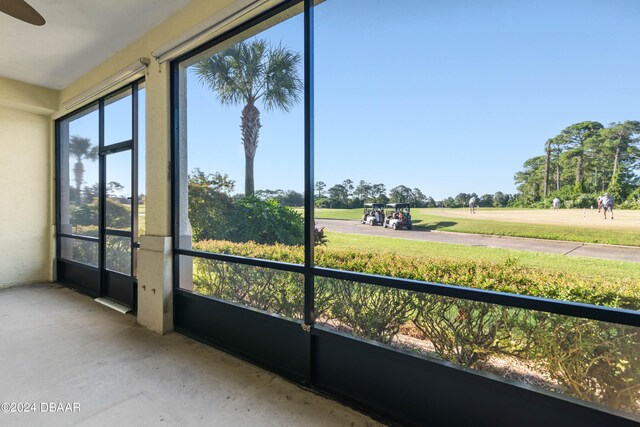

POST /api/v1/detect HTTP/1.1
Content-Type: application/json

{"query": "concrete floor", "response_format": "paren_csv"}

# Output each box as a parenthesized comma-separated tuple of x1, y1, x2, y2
(0, 283, 381, 427)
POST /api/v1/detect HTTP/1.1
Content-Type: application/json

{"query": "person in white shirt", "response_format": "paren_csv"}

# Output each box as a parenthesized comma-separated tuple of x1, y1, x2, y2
(597, 195, 604, 213)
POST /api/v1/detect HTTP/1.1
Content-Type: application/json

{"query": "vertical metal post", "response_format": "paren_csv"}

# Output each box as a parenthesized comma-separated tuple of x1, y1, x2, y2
(303, 0, 315, 386)
(98, 98, 106, 296)
(171, 59, 181, 293)
(131, 83, 140, 309)
(55, 120, 61, 261)
(132, 83, 139, 280)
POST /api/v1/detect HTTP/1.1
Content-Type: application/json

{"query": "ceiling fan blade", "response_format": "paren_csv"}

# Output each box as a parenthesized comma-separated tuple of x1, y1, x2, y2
(0, 0, 45, 26)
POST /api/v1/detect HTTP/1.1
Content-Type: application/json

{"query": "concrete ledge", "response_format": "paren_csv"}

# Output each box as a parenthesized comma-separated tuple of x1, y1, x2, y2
(137, 236, 173, 334)
(139, 235, 172, 253)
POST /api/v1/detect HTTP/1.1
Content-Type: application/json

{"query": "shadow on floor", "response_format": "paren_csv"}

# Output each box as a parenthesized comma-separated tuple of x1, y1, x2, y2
(415, 221, 457, 230)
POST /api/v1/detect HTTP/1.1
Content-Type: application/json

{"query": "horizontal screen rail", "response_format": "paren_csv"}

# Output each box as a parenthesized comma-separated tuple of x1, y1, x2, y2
(58, 257, 99, 271)
(58, 233, 99, 242)
(174, 249, 639, 327)
(104, 229, 133, 237)
(100, 140, 133, 154)
(314, 267, 640, 327)
(175, 248, 305, 274)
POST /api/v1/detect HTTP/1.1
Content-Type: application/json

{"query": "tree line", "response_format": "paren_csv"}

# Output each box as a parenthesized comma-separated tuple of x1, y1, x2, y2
(311, 180, 515, 209)
(218, 176, 517, 209)
(251, 178, 519, 209)
(515, 120, 640, 208)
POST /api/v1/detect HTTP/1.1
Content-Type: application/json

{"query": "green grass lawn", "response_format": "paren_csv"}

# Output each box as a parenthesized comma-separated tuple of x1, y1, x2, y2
(324, 231, 640, 283)
(312, 208, 640, 246)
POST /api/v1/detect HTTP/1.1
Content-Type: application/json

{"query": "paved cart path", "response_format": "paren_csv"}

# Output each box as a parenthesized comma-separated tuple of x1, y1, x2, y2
(316, 219, 640, 263)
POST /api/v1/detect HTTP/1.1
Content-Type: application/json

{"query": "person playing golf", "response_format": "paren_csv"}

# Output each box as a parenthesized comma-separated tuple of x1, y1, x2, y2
(602, 193, 614, 219)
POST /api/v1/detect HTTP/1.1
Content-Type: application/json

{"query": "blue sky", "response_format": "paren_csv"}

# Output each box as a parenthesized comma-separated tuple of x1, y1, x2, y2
(67, 87, 145, 199)
(70, 0, 640, 201)
(185, 0, 640, 200)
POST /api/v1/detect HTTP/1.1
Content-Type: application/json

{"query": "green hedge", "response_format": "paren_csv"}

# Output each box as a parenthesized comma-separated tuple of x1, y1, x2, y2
(190, 239, 640, 413)
(68, 235, 130, 274)
(193, 239, 640, 310)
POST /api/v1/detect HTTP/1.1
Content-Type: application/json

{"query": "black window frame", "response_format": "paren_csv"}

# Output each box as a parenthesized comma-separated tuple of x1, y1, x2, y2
(55, 79, 144, 306)
(170, 1, 639, 424)
(171, 0, 638, 328)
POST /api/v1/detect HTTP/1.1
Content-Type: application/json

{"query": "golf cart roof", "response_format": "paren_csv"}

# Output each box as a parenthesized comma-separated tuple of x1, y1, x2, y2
(386, 203, 411, 209)
(364, 203, 385, 208)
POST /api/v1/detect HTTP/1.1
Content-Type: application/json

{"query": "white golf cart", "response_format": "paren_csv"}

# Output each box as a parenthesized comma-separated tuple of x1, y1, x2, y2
(361, 203, 385, 226)
(383, 203, 413, 230)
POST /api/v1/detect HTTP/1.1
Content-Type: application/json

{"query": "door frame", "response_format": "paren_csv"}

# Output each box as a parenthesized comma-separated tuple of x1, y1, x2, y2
(55, 79, 143, 310)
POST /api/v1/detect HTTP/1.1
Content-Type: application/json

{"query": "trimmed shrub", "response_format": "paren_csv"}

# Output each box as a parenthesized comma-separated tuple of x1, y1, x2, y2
(524, 313, 640, 411)
(316, 278, 415, 344)
(192, 239, 640, 310)
(193, 257, 303, 319)
(190, 239, 640, 412)
(411, 296, 530, 368)
(69, 203, 97, 226)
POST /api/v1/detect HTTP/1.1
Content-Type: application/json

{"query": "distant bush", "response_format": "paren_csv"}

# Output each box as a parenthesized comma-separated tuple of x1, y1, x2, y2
(70, 199, 130, 228)
(621, 187, 640, 209)
(188, 170, 303, 245)
(553, 191, 598, 209)
(255, 189, 304, 207)
(572, 193, 597, 208)
(189, 195, 303, 245)
(314, 197, 330, 208)
(105, 199, 131, 228)
(69, 203, 97, 226)
(232, 196, 304, 245)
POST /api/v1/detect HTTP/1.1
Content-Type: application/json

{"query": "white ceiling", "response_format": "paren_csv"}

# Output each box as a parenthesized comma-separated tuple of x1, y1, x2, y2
(0, 0, 192, 90)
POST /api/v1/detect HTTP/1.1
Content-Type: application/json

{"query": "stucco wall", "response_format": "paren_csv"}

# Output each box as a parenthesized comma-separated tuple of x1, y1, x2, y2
(0, 76, 58, 286)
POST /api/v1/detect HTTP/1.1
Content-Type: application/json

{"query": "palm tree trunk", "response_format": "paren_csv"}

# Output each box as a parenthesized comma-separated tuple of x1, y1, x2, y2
(241, 101, 261, 196)
(244, 154, 255, 196)
(73, 160, 84, 203)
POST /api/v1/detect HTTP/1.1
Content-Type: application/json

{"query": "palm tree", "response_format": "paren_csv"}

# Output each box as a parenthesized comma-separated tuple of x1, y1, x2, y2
(69, 135, 97, 203)
(194, 39, 303, 196)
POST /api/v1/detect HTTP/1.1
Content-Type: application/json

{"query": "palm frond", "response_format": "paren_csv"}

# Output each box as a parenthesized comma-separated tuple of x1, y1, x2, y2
(262, 43, 302, 112)
(193, 40, 268, 105)
(69, 136, 95, 160)
(193, 39, 302, 112)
